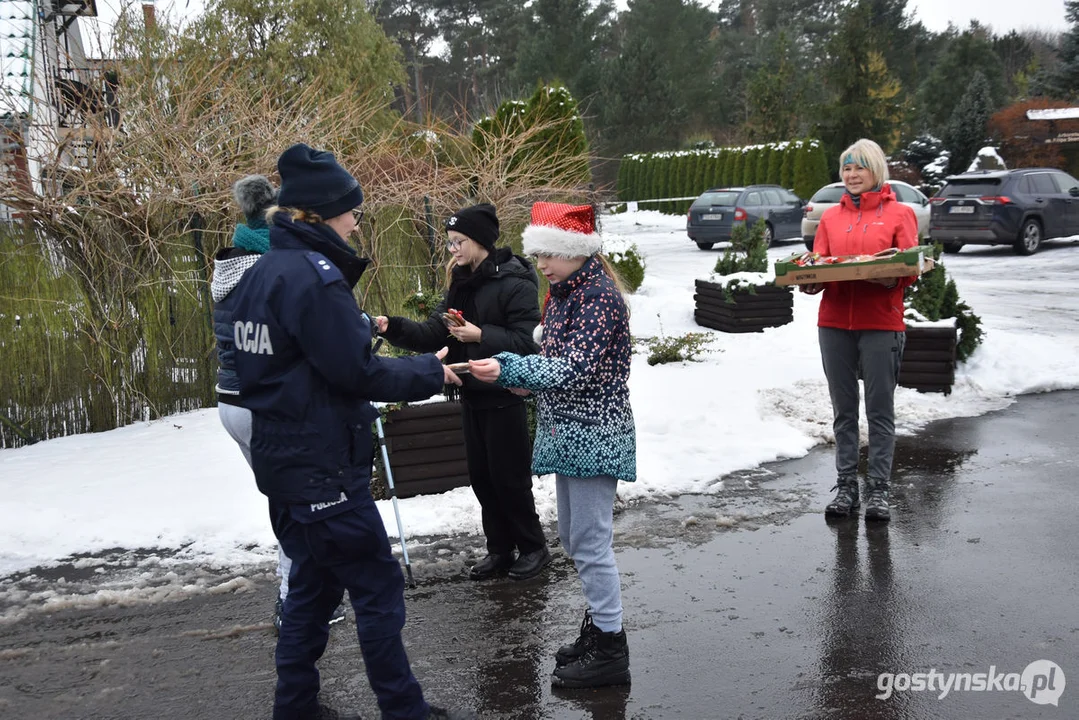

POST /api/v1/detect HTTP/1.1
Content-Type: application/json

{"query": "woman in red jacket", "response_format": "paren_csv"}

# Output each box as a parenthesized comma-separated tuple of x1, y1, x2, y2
(801, 138, 918, 522)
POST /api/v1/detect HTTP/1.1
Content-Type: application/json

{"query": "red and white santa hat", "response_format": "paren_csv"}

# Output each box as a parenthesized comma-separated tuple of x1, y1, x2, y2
(522, 202, 602, 258)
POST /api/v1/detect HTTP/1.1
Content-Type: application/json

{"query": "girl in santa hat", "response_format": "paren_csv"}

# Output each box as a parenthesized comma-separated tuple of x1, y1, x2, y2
(470, 201, 634, 690)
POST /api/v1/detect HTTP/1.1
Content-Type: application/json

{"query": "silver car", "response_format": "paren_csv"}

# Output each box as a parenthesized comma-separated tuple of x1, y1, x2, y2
(800, 180, 932, 251)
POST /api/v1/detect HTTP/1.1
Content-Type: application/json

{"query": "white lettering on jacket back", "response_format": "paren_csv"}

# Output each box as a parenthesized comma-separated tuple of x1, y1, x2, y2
(234, 320, 275, 355)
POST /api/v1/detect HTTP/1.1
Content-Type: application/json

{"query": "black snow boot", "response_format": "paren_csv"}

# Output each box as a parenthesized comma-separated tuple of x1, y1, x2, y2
(427, 706, 478, 720)
(310, 704, 361, 720)
(551, 628, 630, 688)
(864, 478, 891, 522)
(555, 610, 602, 666)
(825, 475, 860, 517)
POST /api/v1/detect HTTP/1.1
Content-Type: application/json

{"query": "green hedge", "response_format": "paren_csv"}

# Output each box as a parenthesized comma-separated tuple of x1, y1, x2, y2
(617, 140, 831, 213)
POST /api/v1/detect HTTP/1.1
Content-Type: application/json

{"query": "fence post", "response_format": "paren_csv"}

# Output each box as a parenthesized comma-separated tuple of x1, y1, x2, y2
(189, 210, 213, 332)
(423, 195, 439, 289)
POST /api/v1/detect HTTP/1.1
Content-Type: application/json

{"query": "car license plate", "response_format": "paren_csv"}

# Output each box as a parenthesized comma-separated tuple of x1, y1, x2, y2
(702, 213, 723, 220)
(949, 206, 975, 214)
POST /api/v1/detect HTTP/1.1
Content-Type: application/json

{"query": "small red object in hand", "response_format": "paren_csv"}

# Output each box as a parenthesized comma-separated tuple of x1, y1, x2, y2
(442, 308, 466, 328)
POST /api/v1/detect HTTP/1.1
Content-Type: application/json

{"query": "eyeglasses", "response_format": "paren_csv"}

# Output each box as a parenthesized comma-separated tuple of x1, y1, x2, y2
(447, 237, 469, 251)
(352, 208, 365, 223)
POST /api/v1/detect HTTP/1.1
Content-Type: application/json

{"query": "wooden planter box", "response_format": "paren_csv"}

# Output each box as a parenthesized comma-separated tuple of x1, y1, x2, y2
(899, 325, 957, 395)
(693, 281, 794, 333)
(380, 401, 470, 498)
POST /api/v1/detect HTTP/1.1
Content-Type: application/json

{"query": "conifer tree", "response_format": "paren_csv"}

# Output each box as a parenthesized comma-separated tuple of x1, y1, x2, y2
(743, 147, 758, 185)
(942, 71, 993, 174)
(766, 144, 782, 184)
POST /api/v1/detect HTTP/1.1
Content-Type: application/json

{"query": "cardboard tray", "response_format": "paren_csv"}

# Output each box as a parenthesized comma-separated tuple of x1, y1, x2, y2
(773, 247, 934, 286)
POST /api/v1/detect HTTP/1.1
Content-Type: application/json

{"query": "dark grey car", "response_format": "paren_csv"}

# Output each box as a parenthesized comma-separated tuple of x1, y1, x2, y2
(686, 185, 805, 250)
(929, 168, 1079, 255)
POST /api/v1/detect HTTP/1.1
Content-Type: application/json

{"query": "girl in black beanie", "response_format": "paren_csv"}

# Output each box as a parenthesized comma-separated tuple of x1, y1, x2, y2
(375, 203, 551, 581)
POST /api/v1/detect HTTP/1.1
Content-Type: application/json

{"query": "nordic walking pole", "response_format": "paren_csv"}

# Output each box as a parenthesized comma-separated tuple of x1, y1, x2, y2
(374, 409, 416, 588)
(363, 314, 416, 587)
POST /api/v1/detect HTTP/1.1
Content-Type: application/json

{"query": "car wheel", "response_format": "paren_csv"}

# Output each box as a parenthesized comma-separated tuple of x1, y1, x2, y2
(696, 242, 714, 250)
(763, 223, 774, 248)
(1014, 218, 1042, 255)
(942, 242, 963, 254)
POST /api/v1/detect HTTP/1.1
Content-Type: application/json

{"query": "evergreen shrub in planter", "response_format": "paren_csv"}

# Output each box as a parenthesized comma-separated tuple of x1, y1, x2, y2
(603, 232, 645, 293)
(900, 245, 984, 394)
(693, 219, 793, 333)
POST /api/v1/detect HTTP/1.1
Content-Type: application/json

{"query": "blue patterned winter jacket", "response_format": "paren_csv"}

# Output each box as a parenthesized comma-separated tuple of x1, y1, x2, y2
(495, 255, 636, 482)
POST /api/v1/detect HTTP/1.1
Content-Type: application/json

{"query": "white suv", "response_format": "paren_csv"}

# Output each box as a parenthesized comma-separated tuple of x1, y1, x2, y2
(801, 180, 932, 250)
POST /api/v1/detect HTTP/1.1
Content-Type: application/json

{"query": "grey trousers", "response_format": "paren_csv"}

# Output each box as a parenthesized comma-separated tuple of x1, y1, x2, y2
(818, 327, 905, 483)
(219, 402, 291, 599)
(556, 474, 623, 633)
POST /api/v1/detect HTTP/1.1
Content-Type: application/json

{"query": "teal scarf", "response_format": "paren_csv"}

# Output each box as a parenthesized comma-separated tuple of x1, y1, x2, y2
(232, 224, 270, 254)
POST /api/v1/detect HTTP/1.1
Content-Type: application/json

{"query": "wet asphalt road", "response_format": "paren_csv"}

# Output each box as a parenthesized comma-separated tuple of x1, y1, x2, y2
(1, 390, 1076, 720)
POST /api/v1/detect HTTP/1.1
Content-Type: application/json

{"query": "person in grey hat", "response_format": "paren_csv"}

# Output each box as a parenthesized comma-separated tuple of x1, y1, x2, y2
(374, 203, 550, 582)
(211, 173, 347, 635)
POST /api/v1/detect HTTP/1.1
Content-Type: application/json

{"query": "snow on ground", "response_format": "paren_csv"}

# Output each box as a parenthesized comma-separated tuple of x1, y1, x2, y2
(3, 210, 1079, 584)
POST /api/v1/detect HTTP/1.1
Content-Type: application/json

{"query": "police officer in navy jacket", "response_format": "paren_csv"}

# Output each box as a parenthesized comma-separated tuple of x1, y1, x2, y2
(231, 143, 473, 720)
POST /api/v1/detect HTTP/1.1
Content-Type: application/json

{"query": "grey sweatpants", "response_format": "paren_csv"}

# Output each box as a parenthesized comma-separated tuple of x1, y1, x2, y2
(556, 474, 623, 633)
(218, 402, 291, 600)
(818, 327, 905, 483)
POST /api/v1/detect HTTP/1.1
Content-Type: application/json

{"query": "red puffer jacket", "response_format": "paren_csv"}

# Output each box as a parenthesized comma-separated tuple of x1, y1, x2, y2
(812, 184, 918, 331)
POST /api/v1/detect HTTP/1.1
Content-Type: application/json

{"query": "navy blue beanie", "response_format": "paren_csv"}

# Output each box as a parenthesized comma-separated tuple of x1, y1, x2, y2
(276, 143, 364, 220)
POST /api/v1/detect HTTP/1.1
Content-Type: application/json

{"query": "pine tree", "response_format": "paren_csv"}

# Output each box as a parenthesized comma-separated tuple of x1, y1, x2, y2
(513, 0, 614, 106)
(186, 0, 406, 100)
(942, 71, 993, 175)
(1049, 1, 1079, 98)
(599, 35, 683, 155)
(820, 1, 905, 154)
(430, 0, 526, 116)
(916, 23, 1006, 132)
(744, 30, 805, 142)
(369, 0, 440, 120)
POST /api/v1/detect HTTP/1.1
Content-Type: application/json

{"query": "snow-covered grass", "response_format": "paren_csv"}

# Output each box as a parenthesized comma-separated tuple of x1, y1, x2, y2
(3, 210, 1079, 581)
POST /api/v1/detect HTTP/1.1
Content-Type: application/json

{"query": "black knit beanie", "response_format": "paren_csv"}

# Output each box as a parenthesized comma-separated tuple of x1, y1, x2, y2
(445, 203, 499, 250)
(276, 143, 364, 220)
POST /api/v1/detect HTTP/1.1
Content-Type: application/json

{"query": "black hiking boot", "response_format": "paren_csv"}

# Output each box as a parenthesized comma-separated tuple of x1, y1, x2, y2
(469, 553, 515, 580)
(508, 546, 552, 581)
(555, 610, 602, 666)
(864, 478, 891, 522)
(276, 703, 358, 720)
(825, 475, 860, 517)
(427, 706, 478, 720)
(551, 628, 631, 688)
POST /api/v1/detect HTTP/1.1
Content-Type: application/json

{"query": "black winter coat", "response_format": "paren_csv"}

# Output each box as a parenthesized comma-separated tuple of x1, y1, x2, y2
(383, 246, 541, 408)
